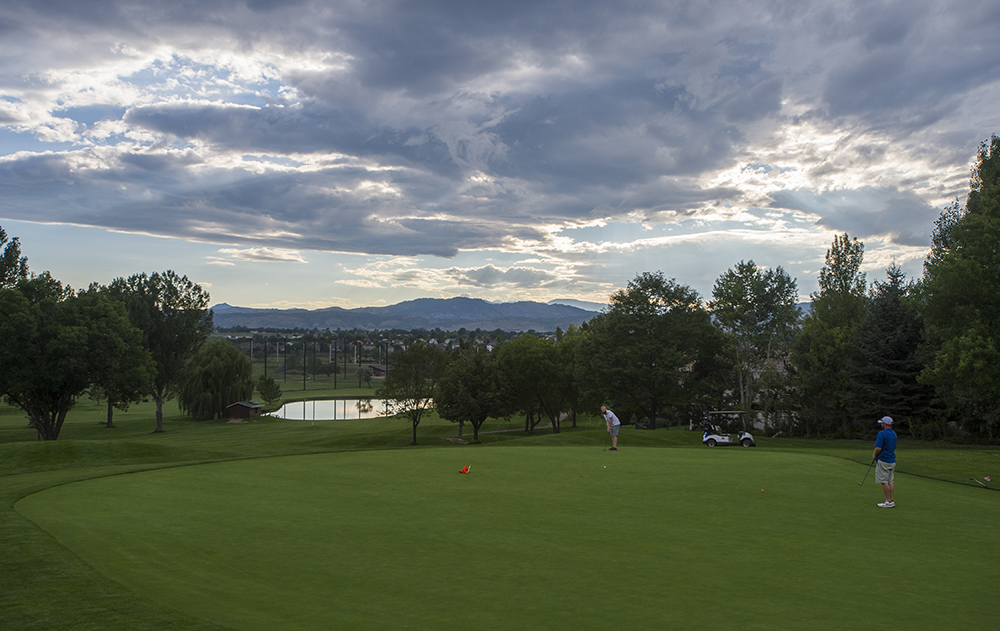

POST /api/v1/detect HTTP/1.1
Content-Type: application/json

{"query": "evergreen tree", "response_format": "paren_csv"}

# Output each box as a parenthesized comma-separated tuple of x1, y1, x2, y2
(847, 265, 933, 435)
(0, 226, 29, 289)
(256, 375, 283, 405)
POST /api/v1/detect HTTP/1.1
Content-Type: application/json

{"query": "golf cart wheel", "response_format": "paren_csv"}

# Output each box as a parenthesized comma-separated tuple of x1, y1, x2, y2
(706, 438, 717, 447)
(741, 438, 752, 447)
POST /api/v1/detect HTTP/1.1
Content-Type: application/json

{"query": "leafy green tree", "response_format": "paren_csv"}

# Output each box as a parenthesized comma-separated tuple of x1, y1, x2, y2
(79, 284, 155, 428)
(847, 265, 933, 435)
(578, 271, 729, 428)
(0, 225, 29, 289)
(256, 375, 283, 405)
(709, 261, 800, 429)
(0, 274, 147, 440)
(557, 324, 587, 428)
(497, 334, 575, 434)
(109, 271, 213, 432)
(792, 234, 868, 436)
(377, 342, 447, 444)
(178, 339, 255, 420)
(919, 135, 1000, 440)
(436, 346, 512, 441)
(355, 365, 374, 388)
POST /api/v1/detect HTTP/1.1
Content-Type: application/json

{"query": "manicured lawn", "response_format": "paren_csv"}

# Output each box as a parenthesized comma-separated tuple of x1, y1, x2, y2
(3, 403, 999, 630)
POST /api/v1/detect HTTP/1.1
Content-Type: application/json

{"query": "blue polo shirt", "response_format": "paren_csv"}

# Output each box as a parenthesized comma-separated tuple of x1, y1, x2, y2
(874, 428, 897, 463)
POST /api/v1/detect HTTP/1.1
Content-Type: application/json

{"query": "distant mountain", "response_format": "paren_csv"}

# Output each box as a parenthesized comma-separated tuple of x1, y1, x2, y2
(210, 297, 600, 332)
(548, 298, 607, 312)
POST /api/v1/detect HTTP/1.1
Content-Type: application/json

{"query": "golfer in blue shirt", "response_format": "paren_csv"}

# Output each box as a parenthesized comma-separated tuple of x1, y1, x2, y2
(873, 416, 897, 508)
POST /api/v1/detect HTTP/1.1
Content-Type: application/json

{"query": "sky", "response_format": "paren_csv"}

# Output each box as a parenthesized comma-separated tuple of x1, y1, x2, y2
(1, 0, 998, 310)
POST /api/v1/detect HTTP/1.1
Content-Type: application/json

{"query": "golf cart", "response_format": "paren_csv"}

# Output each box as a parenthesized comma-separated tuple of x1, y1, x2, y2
(702, 411, 755, 447)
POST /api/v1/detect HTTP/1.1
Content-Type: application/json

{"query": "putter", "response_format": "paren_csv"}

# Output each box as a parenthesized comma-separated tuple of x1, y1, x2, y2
(857, 459, 875, 486)
(970, 477, 988, 488)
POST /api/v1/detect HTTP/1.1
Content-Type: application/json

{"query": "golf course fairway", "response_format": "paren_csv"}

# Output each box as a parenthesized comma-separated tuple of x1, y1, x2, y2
(16, 446, 999, 630)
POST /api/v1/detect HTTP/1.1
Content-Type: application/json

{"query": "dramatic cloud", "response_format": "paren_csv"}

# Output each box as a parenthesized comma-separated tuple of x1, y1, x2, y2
(216, 247, 308, 263)
(0, 0, 998, 307)
(446, 264, 558, 288)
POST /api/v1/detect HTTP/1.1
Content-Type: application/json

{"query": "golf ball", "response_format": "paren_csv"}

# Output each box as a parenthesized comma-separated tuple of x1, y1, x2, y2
(604, 465, 607, 468)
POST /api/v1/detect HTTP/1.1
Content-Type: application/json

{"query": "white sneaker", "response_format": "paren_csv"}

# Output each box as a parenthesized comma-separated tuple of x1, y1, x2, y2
(877, 501, 895, 508)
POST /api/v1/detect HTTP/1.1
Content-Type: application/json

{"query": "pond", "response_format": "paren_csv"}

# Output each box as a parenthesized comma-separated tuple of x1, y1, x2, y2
(268, 398, 393, 421)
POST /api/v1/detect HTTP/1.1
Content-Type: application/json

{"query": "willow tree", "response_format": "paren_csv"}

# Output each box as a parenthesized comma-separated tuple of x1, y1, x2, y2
(178, 339, 254, 420)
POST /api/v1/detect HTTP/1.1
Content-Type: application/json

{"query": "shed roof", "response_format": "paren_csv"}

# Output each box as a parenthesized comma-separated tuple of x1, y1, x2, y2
(227, 401, 263, 409)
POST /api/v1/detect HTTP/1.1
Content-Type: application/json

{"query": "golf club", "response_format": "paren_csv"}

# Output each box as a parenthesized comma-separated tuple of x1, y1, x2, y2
(857, 459, 875, 486)
(970, 477, 988, 488)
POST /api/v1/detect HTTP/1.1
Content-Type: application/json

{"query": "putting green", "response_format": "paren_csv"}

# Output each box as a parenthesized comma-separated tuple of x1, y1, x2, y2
(16, 447, 999, 630)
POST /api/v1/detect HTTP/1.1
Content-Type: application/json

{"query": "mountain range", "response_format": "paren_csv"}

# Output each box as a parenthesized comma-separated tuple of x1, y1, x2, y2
(210, 297, 604, 332)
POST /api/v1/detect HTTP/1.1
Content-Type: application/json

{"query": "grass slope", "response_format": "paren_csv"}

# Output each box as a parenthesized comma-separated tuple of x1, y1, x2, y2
(2, 400, 999, 630)
(15, 447, 1000, 631)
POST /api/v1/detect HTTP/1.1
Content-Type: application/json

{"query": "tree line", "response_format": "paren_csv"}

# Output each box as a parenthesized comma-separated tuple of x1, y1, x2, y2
(2, 135, 998, 442)
(0, 243, 247, 438)
(382, 135, 1000, 444)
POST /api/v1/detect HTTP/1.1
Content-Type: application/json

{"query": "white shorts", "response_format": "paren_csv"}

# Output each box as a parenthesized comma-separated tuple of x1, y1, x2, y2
(875, 460, 895, 484)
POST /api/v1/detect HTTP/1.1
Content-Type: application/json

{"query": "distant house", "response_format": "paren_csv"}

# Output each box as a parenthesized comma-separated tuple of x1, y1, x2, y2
(369, 364, 390, 378)
(227, 401, 263, 421)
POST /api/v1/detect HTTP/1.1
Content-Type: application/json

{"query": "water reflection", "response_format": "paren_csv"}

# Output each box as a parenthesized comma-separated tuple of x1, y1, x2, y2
(269, 398, 391, 421)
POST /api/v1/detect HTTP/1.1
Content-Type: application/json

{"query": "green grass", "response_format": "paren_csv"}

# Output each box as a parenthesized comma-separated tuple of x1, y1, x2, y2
(2, 401, 999, 630)
(252, 358, 385, 403)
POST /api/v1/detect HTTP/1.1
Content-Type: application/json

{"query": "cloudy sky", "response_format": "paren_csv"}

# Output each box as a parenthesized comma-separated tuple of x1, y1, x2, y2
(1, 0, 998, 309)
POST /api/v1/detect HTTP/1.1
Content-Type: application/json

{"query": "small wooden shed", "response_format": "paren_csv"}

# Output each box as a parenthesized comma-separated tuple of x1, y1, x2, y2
(227, 401, 264, 421)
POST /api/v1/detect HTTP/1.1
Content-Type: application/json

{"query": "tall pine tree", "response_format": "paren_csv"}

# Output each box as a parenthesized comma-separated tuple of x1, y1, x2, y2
(847, 265, 933, 436)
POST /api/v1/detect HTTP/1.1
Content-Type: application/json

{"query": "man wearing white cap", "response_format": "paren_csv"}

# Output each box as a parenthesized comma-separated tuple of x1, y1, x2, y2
(873, 416, 897, 508)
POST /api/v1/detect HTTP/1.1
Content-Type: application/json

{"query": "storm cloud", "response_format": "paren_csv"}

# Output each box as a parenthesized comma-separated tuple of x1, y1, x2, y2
(0, 0, 997, 306)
